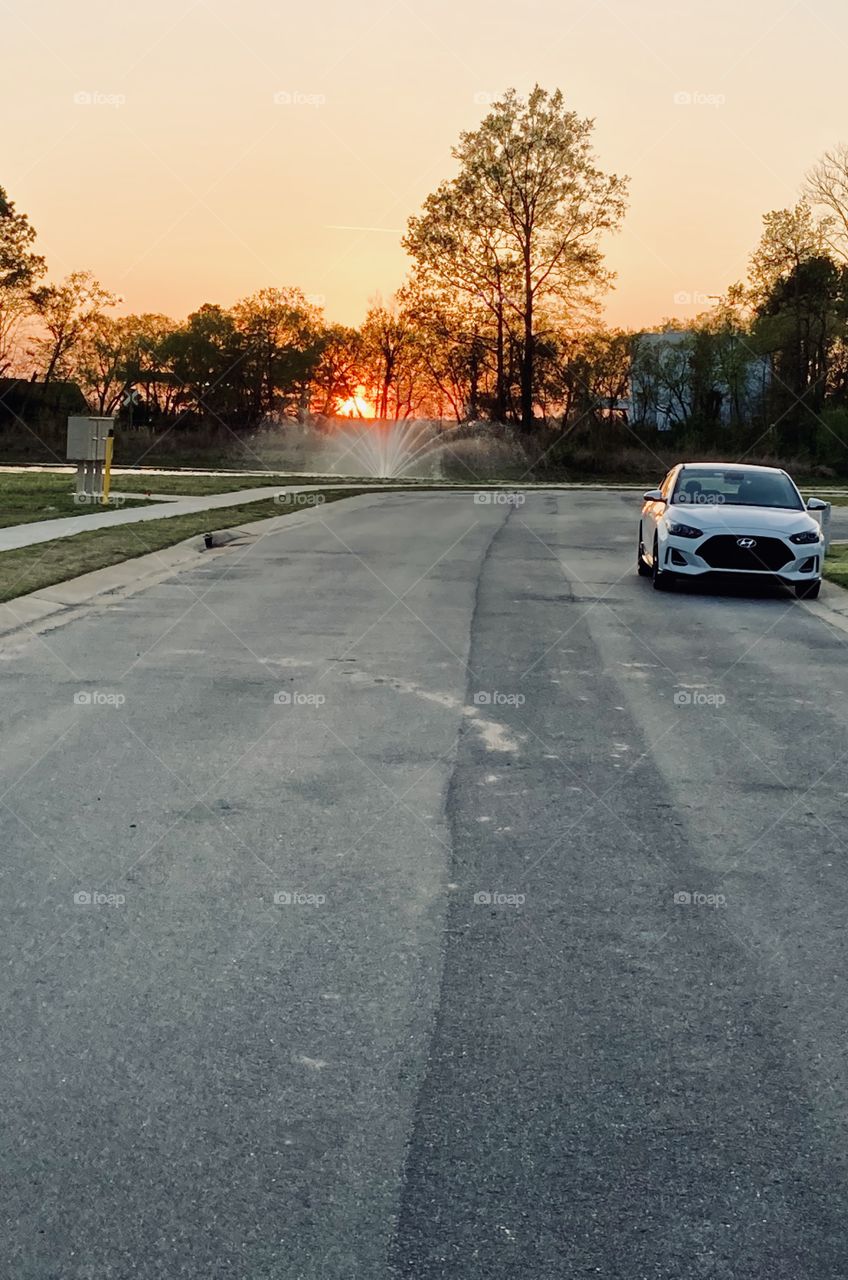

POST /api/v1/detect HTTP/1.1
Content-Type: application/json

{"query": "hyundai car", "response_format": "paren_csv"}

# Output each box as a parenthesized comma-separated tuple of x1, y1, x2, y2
(637, 463, 828, 598)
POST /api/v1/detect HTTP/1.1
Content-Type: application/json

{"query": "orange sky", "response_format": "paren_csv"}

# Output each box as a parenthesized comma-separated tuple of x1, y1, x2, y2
(5, 0, 847, 332)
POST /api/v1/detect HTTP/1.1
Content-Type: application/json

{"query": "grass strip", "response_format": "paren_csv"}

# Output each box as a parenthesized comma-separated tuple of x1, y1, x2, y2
(0, 488, 375, 604)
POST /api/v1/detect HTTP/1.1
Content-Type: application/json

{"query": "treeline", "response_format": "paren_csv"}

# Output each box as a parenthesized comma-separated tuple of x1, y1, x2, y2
(3, 90, 848, 475)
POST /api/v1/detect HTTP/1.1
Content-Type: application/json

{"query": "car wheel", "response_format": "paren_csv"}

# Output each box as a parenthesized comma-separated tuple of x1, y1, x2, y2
(796, 579, 821, 600)
(637, 531, 651, 577)
(652, 537, 674, 591)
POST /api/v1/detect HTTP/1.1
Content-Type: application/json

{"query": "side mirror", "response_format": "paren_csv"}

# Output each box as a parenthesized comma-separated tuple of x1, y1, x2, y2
(643, 489, 665, 503)
(807, 497, 828, 511)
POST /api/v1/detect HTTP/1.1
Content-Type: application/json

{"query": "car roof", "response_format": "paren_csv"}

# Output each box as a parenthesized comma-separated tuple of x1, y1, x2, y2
(678, 462, 787, 475)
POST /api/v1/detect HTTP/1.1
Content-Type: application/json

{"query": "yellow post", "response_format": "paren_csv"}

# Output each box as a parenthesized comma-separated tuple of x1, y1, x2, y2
(101, 433, 114, 506)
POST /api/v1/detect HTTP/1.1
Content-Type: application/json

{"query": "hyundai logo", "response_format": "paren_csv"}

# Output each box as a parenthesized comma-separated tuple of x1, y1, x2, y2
(736, 537, 757, 549)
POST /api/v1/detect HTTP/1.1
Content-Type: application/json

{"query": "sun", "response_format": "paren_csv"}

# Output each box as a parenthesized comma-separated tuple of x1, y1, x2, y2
(337, 388, 374, 418)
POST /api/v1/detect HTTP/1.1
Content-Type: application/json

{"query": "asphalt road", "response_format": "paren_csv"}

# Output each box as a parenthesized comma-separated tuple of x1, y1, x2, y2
(3, 489, 848, 1278)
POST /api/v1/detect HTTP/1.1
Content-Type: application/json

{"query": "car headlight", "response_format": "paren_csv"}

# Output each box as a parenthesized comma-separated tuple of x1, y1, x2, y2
(789, 529, 822, 545)
(666, 521, 703, 538)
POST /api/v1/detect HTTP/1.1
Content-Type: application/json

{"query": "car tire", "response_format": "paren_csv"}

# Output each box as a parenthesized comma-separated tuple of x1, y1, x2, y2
(637, 532, 651, 577)
(796, 580, 821, 600)
(652, 537, 674, 591)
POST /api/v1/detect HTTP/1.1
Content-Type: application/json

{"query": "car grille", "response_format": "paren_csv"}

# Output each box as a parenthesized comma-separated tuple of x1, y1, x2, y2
(698, 535, 792, 572)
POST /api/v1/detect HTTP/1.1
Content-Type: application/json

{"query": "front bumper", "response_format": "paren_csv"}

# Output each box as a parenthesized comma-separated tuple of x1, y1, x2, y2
(661, 535, 823, 583)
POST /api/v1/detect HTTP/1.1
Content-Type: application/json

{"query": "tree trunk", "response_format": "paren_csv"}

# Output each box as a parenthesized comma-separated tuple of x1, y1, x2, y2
(520, 256, 534, 430)
(494, 307, 506, 423)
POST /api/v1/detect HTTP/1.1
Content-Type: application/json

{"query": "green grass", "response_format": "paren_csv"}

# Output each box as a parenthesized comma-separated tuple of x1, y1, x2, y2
(0, 473, 155, 528)
(0, 488, 377, 605)
(824, 544, 848, 589)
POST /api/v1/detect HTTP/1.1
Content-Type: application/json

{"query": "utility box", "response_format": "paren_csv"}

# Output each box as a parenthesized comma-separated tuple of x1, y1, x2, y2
(67, 416, 115, 499)
(67, 416, 113, 462)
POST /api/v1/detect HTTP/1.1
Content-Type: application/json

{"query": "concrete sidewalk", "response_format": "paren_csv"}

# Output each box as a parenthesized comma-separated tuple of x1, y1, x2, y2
(0, 485, 359, 552)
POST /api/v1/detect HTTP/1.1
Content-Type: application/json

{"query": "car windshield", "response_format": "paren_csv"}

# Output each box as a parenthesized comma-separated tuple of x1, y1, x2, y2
(671, 468, 803, 510)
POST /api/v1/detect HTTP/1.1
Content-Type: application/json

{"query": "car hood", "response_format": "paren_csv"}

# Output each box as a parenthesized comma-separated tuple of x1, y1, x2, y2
(666, 503, 819, 536)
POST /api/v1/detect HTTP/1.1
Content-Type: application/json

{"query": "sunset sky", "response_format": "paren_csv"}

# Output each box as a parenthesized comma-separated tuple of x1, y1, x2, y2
(5, 0, 847, 331)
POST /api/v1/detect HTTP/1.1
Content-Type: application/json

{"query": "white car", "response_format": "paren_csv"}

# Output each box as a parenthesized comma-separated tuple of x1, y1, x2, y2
(637, 463, 828, 599)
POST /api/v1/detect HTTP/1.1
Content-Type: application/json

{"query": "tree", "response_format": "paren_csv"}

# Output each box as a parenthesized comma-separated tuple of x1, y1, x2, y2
(311, 324, 364, 416)
(405, 86, 628, 429)
(753, 254, 848, 435)
(748, 202, 825, 305)
(406, 184, 523, 421)
(30, 270, 117, 383)
(360, 297, 420, 420)
(71, 312, 178, 416)
(399, 279, 491, 421)
(0, 186, 45, 292)
(0, 185, 45, 376)
(231, 287, 325, 420)
(158, 304, 247, 424)
(804, 144, 848, 263)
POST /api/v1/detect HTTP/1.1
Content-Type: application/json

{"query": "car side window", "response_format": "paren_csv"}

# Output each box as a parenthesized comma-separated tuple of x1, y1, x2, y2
(660, 470, 676, 500)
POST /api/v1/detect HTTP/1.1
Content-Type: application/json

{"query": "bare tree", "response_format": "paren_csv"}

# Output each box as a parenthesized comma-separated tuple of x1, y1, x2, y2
(805, 144, 848, 263)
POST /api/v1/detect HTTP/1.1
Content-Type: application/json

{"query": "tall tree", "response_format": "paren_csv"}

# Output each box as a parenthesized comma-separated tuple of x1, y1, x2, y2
(405, 87, 627, 429)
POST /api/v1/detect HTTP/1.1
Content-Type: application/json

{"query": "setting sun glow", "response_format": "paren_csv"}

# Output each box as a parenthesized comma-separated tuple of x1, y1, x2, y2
(337, 390, 375, 419)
